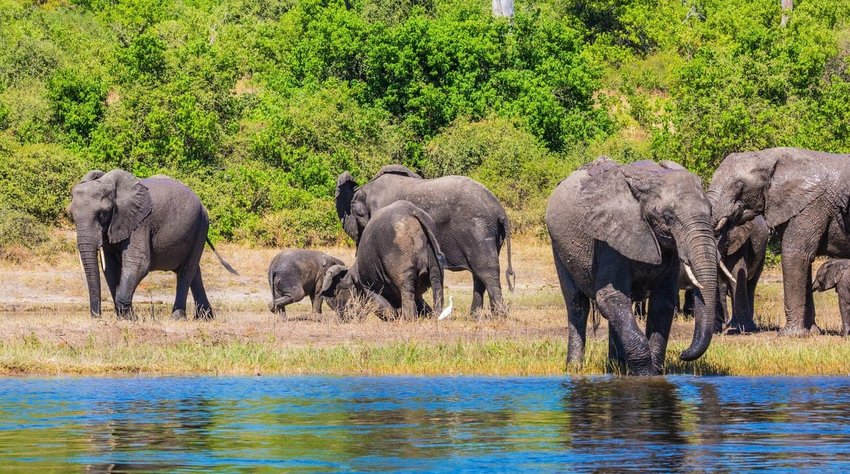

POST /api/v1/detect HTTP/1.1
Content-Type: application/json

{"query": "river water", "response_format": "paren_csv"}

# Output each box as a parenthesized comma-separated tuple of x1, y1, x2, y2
(1, 376, 849, 471)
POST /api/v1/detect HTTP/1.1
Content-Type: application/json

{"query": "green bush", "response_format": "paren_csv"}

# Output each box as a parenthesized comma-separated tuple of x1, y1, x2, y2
(0, 143, 89, 222)
(0, 205, 49, 261)
(47, 69, 107, 145)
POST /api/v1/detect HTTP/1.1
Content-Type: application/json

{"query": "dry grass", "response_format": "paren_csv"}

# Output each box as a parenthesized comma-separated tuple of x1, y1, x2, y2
(1, 241, 848, 376)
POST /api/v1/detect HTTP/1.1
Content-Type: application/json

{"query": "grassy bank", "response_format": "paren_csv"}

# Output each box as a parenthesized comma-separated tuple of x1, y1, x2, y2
(3, 330, 850, 376)
(1, 242, 849, 376)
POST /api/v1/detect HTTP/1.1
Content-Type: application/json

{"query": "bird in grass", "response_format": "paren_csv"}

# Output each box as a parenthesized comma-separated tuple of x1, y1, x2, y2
(438, 295, 453, 320)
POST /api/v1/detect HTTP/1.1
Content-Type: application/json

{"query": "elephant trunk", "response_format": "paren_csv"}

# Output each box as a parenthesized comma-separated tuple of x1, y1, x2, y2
(677, 222, 718, 361)
(77, 235, 101, 317)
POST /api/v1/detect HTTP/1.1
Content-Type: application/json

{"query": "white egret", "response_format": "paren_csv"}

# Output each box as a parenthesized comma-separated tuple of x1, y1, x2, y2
(438, 296, 453, 320)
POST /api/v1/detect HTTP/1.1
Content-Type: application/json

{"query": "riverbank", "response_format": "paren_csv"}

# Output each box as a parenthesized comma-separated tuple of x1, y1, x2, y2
(1, 243, 848, 376)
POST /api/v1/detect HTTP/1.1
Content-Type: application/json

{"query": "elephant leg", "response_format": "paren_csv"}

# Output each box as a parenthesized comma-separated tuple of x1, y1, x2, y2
(310, 294, 323, 315)
(114, 238, 151, 320)
(804, 264, 821, 334)
(415, 296, 433, 316)
(269, 296, 293, 316)
(646, 275, 677, 374)
(594, 253, 654, 375)
(103, 249, 121, 303)
(747, 262, 764, 330)
(717, 277, 730, 333)
(171, 265, 197, 320)
(189, 271, 213, 320)
(682, 290, 695, 318)
(779, 214, 825, 336)
(729, 263, 757, 334)
(400, 286, 417, 321)
(555, 256, 589, 369)
(607, 324, 627, 373)
(837, 285, 850, 336)
(471, 276, 486, 315)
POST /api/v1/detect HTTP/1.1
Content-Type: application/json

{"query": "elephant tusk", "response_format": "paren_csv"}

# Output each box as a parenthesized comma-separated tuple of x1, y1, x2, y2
(78, 253, 85, 274)
(99, 247, 106, 272)
(684, 263, 704, 290)
(714, 216, 728, 232)
(718, 253, 737, 286)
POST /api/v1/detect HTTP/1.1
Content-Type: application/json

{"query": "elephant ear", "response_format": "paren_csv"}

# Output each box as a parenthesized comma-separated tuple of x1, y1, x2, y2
(764, 151, 828, 228)
(320, 265, 348, 297)
(80, 170, 106, 182)
(335, 172, 357, 221)
(372, 164, 422, 180)
(725, 221, 752, 255)
(814, 260, 845, 292)
(101, 169, 152, 244)
(580, 163, 661, 265)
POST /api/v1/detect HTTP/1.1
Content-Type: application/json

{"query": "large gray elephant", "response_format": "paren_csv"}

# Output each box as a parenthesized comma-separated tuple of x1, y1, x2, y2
(546, 158, 719, 375)
(321, 200, 447, 320)
(70, 169, 237, 319)
(678, 216, 768, 333)
(813, 259, 850, 336)
(335, 165, 513, 315)
(268, 249, 345, 315)
(709, 147, 850, 336)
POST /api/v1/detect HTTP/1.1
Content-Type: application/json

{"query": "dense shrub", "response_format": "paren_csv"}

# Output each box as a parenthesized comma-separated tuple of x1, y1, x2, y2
(0, 205, 54, 262)
(0, 0, 849, 245)
(0, 143, 89, 222)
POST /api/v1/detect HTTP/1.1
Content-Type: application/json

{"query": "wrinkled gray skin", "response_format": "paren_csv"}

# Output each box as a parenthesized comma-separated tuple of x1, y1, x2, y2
(546, 158, 718, 375)
(812, 259, 850, 336)
(321, 201, 446, 320)
(70, 170, 237, 320)
(709, 147, 850, 336)
(336, 165, 513, 315)
(679, 217, 768, 333)
(268, 249, 345, 315)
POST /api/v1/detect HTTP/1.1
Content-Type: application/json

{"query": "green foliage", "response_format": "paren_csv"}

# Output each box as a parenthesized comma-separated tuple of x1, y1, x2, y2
(1, 0, 849, 245)
(47, 69, 107, 144)
(0, 204, 49, 260)
(0, 142, 89, 222)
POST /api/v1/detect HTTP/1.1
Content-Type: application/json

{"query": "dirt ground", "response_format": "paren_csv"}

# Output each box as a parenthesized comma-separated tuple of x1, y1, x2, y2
(0, 241, 844, 350)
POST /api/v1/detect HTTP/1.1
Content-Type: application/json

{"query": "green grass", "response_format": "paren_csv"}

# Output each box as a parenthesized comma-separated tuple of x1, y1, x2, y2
(3, 335, 849, 376)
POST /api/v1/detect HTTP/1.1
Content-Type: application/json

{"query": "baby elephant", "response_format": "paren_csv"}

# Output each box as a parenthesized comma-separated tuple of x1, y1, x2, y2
(813, 259, 850, 336)
(268, 249, 345, 315)
(320, 200, 447, 320)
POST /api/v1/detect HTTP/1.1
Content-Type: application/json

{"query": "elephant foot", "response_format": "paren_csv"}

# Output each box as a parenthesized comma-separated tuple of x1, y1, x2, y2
(725, 319, 759, 335)
(116, 306, 137, 321)
(841, 327, 850, 337)
(194, 307, 214, 320)
(268, 301, 277, 313)
(779, 323, 810, 337)
(171, 309, 187, 320)
(808, 323, 823, 336)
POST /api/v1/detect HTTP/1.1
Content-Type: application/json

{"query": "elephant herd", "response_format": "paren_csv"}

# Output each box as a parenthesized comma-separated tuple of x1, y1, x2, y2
(68, 147, 850, 376)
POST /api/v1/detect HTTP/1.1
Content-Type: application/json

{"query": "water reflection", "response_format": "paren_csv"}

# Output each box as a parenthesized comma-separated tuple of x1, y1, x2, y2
(0, 376, 849, 470)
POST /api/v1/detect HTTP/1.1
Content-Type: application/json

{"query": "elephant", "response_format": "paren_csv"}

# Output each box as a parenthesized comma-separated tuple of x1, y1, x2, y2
(70, 169, 237, 320)
(267, 249, 345, 315)
(677, 217, 768, 333)
(708, 147, 850, 336)
(335, 165, 514, 316)
(812, 259, 850, 336)
(546, 158, 719, 375)
(320, 200, 447, 321)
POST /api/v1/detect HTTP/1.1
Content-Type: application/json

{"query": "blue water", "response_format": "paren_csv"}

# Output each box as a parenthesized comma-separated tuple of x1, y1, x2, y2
(1, 376, 849, 471)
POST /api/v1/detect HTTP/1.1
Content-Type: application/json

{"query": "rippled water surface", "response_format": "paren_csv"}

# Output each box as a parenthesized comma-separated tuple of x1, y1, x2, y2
(1, 376, 850, 471)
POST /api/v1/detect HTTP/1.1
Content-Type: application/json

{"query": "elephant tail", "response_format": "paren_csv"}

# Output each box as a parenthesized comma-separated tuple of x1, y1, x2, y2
(206, 237, 239, 275)
(500, 215, 516, 292)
